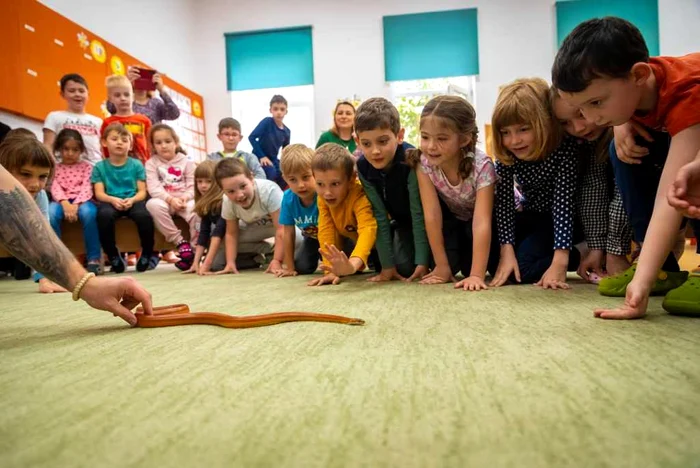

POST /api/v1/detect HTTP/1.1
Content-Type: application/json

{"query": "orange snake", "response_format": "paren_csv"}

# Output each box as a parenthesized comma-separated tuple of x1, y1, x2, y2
(135, 304, 365, 328)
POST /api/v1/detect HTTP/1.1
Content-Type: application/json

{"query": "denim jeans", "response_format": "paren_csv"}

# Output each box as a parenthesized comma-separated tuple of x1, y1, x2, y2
(609, 131, 700, 271)
(49, 200, 101, 262)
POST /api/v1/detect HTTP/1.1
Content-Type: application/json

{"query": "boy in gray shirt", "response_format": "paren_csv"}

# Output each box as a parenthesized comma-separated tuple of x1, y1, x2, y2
(207, 117, 266, 179)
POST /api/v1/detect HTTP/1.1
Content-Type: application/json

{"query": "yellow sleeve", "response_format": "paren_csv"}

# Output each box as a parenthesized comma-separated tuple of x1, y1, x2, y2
(350, 190, 378, 266)
(317, 196, 340, 268)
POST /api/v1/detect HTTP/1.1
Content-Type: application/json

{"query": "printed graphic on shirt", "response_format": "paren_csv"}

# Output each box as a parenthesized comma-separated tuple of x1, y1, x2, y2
(302, 224, 318, 239)
(158, 165, 185, 192)
(63, 117, 100, 137)
(124, 121, 146, 136)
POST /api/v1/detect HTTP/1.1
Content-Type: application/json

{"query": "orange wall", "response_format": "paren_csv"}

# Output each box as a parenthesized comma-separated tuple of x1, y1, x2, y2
(1, 1, 207, 157)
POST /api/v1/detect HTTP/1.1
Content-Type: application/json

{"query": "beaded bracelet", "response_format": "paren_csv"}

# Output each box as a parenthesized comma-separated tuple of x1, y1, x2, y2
(72, 272, 96, 301)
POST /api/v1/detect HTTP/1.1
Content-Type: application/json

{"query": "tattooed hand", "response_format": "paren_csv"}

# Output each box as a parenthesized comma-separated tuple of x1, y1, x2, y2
(0, 164, 154, 325)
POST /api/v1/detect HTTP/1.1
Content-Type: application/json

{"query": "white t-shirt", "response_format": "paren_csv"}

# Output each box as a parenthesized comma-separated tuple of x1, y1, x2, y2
(43, 111, 103, 166)
(222, 178, 283, 226)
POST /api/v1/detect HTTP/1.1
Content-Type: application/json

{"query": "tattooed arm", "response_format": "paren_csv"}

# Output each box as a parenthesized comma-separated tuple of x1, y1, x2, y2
(0, 164, 153, 325)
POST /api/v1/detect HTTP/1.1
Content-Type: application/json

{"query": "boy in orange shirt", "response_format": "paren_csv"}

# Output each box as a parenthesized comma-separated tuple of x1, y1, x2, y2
(307, 143, 378, 286)
(100, 75, 152, 163)
(552, 16, 700, 318)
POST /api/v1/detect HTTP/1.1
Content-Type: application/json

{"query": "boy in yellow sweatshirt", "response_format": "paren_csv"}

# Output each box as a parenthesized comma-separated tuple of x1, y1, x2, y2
(308, 143, 378, 286)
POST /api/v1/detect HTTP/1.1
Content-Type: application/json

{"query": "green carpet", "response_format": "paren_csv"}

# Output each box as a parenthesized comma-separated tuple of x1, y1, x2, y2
(1, 267, 699, 468)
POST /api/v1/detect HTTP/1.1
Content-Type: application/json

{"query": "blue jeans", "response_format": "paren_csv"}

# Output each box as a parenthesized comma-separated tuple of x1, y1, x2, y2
(262, 157, 287, 189)
(609, 131, 700, 271)
(49, 200, 101, 262)
(512, 211, 582, 284)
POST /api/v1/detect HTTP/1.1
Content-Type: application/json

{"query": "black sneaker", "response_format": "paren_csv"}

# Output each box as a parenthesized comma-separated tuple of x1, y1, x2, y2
(136, 255, 150, 272)
(148, 255, 160, 271)
(110, 255, 126, 274)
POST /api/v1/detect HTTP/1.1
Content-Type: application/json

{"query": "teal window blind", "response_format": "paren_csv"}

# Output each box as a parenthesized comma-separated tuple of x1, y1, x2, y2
(225, 26, 314, 91)
(556, 0, 659, 55)
(383, 8, 479, 82)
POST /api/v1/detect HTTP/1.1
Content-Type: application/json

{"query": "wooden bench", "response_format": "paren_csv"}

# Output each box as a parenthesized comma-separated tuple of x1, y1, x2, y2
(0, 217, 192, 258)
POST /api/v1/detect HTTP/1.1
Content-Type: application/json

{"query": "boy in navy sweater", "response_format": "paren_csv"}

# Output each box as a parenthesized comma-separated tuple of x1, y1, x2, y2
(249, 95, 290, 188)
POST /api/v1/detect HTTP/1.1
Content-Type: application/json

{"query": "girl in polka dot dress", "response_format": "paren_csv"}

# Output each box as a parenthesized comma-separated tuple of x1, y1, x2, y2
(551, 89, 633, 282)
(490, 78, 583, 289)
(407, 95, 500, 291)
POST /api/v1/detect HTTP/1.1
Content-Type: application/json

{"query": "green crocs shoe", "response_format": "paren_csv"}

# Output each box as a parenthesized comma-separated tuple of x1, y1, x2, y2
(598, 264, 689, 297)
(663, 275, 700, 317)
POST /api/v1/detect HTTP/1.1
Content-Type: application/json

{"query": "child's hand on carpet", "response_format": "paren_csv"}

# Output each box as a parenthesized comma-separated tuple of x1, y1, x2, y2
(183, 263, 198, 274)
(210, 263, 239, 275)
(319, 244, 362, 277)
(455, 275, 489, 291)
(578, 249, 605, 283)
(307, 273, 340, 286)
(367, 267, 405, 282)
(490, 246, 520, 287)
(275, 267, 298, 277)
(420, 264, 454, 285)
(594, 280, 649, 319)
(536, 264, 570, 290)
(404, 265, 428, 282)
(668, 155, 700, 219)
(265, 259, 283, 274)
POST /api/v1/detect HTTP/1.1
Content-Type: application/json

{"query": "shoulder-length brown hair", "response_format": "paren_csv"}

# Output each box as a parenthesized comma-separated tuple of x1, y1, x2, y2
(492, 77, 563, 166)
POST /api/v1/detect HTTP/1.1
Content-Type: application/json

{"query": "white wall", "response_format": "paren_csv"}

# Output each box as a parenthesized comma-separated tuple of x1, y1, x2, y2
(4, 0, 698, 150)
(1, 0, 198, 134)
(194, 0, 700, 152)
(39, 0, 198, 90)
(193, 0, 558, 150)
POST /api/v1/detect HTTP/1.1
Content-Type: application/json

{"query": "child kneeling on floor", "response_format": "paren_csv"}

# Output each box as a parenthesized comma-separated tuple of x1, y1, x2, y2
(308, 143, 378, 286)
(145, 124, 198, 271)
(275, 144, 318, 277)
(187, 161, 228, 274)
(92, 123, 156, 273)
(215, 158, 288, 274)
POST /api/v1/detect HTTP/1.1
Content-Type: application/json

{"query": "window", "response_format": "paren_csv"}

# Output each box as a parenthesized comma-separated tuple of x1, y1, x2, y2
(389, 76, 477, 147)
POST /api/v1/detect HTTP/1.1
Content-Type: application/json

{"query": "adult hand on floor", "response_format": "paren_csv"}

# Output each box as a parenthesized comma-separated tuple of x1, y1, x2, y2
(78, 276, 153, 326)
(594, 280, 649, 319)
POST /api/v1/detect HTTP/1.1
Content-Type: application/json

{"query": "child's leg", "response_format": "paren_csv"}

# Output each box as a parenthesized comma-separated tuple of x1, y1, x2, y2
(392, 225, 416, 278)
(295, 236, 321, 275)
(209, 244, 227, 272)
(441, 213, 463, 276)
(77, 201, 101, 263)
(609, 132, 680, 271)
(146, 198, 183, 245)
(262, 161, 278, 184)
(96, 202, 122, 259)
(180, 200, 199, 244)
(126, 201, 155, 258)
(237, 222, 275, 268)
(514, 212, 580, 284)
(49, 202, 64, 238)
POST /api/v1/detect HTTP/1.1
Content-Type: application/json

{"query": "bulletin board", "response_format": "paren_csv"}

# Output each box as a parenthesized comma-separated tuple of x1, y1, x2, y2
(0, 0, 208, 159)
